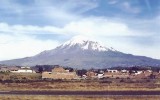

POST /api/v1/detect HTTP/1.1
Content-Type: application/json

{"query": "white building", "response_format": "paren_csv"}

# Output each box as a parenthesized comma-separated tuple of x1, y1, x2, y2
(10, 66, 35, 73)
(11, 69, 35, 73)
(135, 71, 143, 75)
(121, 69, 128, 73)
(98, 73, 104, 78)
(107, 69, 118, 73)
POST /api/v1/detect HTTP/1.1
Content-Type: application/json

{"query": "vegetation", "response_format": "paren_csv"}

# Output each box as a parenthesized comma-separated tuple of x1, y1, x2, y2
(0, 78, 159, 91)
(0, 72, 41, 82)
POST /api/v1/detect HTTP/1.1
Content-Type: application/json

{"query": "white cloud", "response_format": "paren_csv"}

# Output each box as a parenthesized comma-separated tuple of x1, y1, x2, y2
(0, 17, 146, 37)
(0, 18, 136, 37)
(0, 0, 98, 26)
(0, 23, 63, 35)
(0, 34, 59, 60)
(108, 0, 119, 4)
(121, 2, 141, 14)
(62, 17, 153, 40)
(63, 18, 132, 36)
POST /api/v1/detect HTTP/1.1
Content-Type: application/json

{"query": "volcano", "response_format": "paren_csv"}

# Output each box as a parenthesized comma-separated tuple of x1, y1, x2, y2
(1, 36, 160, 69)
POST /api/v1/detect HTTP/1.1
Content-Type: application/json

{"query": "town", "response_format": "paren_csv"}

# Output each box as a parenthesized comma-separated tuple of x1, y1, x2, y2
(0, 64, 160, 81)
(1, 64, 160, 100)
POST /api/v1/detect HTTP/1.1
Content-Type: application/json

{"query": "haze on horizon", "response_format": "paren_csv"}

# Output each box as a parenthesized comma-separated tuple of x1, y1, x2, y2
(0, 0, 159, 61)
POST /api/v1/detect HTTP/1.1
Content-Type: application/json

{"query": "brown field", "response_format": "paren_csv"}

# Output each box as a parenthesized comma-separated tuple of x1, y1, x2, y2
(0, 73, 160, 100)
(0, 72, 160, 91)
(0, 79, 160, 91)
(0, 95, 160, 100)
(0, 72, 42, 81)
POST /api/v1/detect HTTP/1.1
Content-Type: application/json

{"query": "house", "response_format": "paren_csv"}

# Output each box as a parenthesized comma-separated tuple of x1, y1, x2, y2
(121, 69, 128, 73)
(10, 66, 35, 73)
(86, 71, 97, 78)
(0, 66, 20, 72)
(104, 70, 129, 79)
(134, 71, 143, 75)
(0, 67, 10, 72)
(97, 73, 104, 78)
(107, 69, 118, 73)
(42, 66, 78, 79)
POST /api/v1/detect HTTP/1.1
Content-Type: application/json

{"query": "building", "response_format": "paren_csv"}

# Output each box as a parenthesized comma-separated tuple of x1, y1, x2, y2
(107, 69, 118, 73)
(97, 73, 104, 78)
(0, 66, 19, 72)
(42, 66, 78, 79)
(104, 70, 129, 79)
(10, 66, 35, 73)
(86, 71, 97, 78)
(0, 67, 9, 72)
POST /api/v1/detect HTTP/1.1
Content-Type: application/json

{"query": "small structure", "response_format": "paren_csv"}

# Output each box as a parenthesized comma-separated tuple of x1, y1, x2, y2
(134, 71, 143, 75)
(97, 73, 104, 78)
(42, 66, 77, 79)
(86, 71, 97, 78)
(107, 69, 118, 73)
(121, 69, 128, 73)
(0, 67, 10, 72)
(0, 66, 19, 72)
(104, 70, 129, 79)
(10, 66, 35, 73)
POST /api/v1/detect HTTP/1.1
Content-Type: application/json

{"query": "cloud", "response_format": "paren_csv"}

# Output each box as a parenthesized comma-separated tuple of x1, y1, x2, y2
(0, 33, 59, 60)
(0, 0, 98, 25)
(0, 17, 147, 37)
(107, 0, 119, 5)
(63, 17, 137, 37)
(63, 17, 154, 37)
(121, 2, 141, 14)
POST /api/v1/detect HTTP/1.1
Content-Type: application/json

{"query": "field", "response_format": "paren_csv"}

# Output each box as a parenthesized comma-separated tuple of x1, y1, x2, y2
(0, 79, 160, 91)
(0, 73, 160, 99)
(0, 73, 160, 91)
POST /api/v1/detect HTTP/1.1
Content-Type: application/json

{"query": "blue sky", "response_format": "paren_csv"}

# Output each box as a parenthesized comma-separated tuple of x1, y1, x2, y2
(0, 0, 160, 60)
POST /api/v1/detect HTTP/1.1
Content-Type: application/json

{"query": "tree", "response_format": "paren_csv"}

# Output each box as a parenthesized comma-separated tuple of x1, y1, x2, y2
(38, 67, 43, 73)
(76, 69, 87, 77)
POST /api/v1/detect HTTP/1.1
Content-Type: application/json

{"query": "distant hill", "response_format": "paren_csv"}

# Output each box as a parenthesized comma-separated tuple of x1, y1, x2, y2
(1, 36, 160, 69)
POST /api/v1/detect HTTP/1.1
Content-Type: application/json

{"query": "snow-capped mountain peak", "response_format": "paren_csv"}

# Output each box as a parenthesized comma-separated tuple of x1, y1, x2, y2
(62, 35, 89, 46)
(59, 36, 116, 52)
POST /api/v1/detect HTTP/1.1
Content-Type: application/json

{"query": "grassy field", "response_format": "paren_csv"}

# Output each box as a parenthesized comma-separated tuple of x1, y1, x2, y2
(0, 95, 160, 100)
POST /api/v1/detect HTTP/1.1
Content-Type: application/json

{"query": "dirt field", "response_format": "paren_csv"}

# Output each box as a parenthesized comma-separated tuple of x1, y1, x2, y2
(0, 73, 160, 99)
(0, 72, 160, 91)
(0, 79, 160, 91)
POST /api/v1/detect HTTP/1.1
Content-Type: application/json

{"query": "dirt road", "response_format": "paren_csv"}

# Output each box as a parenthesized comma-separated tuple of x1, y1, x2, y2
(0, 91, 160, 96)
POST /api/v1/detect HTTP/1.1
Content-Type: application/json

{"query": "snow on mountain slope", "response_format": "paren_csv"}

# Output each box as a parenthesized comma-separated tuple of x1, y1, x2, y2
(59, 36, 116, 52)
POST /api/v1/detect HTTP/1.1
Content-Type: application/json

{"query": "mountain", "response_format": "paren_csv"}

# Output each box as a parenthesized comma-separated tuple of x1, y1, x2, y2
(1, 36, 160, 69)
